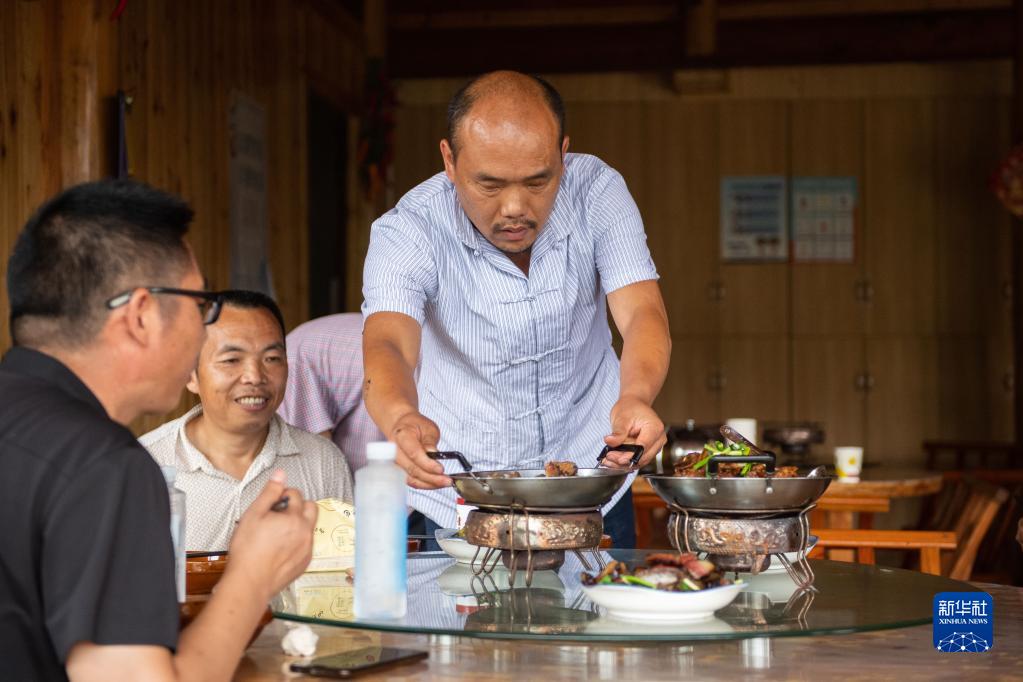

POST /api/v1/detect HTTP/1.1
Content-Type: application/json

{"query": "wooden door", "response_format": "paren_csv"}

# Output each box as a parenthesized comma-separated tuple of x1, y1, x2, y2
(656, 337, 721, 425)
(866, 336, 937, 466)
(792, 336, 867, 453)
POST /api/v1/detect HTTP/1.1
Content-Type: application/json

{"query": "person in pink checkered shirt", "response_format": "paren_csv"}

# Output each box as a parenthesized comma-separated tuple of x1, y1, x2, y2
(277, 313, 384, 471)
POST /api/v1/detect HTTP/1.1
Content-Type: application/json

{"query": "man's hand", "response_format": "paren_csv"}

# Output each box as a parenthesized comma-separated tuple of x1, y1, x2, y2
(227, 470, 318, 601)
(602, 396, 666, 468)
(391, 411, 452, 489)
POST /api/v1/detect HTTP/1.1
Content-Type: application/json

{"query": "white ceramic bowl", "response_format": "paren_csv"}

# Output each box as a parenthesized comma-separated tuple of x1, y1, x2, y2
(762, 536, 819, 573)
(581, 582, 746, 623)
(434, 528, 481, 564)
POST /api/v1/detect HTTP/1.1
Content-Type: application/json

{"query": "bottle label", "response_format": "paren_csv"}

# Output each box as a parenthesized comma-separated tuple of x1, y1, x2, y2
(455, 500, 476, 529)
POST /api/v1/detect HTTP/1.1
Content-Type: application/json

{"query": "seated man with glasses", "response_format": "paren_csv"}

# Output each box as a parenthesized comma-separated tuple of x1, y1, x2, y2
(141, 290, 354, 551)
(0, 180, 318, 681)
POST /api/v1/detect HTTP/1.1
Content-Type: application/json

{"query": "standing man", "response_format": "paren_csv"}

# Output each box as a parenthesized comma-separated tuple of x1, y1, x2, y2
(362, 71, 671, 546)
(0, 180, 317, 681)
(277, 313, 384, 472)
(142, 291, 354, 551)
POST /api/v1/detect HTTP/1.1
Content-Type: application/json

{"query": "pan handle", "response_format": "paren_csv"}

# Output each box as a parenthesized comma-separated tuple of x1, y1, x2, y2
(425, 450, 473, 472)
(597, 443, 645, 468)
(706, 453, 776, 476)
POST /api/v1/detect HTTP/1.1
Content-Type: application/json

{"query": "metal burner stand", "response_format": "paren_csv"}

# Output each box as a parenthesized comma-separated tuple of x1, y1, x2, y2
(668, 504, 817, 590)
(464, 504, 606, 587)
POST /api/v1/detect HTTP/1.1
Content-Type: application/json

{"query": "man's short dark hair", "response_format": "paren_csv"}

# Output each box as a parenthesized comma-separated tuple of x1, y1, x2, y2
(7, 180, 195, 348)
(217, 290, 287, 341)
(446, 72, 565, 156)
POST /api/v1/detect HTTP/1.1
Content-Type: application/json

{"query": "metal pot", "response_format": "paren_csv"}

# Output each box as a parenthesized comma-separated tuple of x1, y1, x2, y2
(430, 445, 643, 509)
(643, 453, 832, 513)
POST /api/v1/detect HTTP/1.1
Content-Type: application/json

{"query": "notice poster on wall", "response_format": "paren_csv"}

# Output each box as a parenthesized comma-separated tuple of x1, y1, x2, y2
(791, 177, 857, 263)
(720, 176, 788, 262)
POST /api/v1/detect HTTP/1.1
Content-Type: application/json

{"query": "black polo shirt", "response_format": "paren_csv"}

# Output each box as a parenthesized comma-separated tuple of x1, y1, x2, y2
(0, 347, 178, 681)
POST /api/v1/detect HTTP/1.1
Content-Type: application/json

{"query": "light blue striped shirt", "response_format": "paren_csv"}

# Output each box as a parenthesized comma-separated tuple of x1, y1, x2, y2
(363, 153, 658, 527)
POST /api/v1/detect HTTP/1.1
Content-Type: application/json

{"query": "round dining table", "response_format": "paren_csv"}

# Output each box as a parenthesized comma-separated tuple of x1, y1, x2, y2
(820, 467, 943, 499)
(232, 555, 1023, 681)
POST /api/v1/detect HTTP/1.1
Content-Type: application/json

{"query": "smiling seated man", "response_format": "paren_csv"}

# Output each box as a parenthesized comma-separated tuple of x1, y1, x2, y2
(141, 290, 353, 551)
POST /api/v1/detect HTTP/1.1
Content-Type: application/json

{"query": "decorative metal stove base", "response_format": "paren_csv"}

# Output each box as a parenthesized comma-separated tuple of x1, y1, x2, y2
(668, 504, 817, 590)
(464, 505, 606, 587)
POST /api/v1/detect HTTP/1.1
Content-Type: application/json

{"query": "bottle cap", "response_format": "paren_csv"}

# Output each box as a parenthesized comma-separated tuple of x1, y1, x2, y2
(160, 465, 177, 485)
(366, 441, 398, 461)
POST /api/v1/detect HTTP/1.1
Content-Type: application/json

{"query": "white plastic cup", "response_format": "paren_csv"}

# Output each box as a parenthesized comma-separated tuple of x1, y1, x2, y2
(834, 446, 864, 482)
(725, 418, 758, 445)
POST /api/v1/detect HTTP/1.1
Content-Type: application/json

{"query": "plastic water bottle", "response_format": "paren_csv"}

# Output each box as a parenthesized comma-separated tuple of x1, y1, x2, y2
(161, 465, 186, 603)
(354, 441, 407, 619)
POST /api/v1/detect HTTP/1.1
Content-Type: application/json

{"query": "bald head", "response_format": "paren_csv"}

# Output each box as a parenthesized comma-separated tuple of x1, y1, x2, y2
(446, 71, 565, 157)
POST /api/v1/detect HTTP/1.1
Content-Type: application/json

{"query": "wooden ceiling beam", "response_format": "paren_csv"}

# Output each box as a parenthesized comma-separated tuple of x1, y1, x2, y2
(708, 8, 1011, 66)
(388, 8, 1011, 77)
(389, 21, 686, 77)
(390, 5, 680, 31)
(717, 0, 1009, 21)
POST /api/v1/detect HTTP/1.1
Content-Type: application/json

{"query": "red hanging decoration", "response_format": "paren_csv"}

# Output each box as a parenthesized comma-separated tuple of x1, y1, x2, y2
(991, 144, 1023, 218)
(357, 59, 397, 203)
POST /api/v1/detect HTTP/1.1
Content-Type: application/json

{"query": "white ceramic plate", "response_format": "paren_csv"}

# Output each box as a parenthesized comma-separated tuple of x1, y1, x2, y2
(434, 528, 480, 564)
(584, 614, 735, 636)
(436, 563, 565, 596)
(581, 582, 746, 623)
(762, 536, 819, 573)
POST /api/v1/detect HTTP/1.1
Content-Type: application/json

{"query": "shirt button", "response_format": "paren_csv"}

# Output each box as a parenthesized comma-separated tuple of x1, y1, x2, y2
(473, 249, 481, 257)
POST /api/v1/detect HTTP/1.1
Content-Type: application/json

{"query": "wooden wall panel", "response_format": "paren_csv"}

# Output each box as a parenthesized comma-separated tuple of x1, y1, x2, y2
(718, 100, 791, 337)
(790, 99, 866, 336)
(792, 336, 866, 452)
(864, 99, 938, 336)
(647, 101, 720, 337)
(0, 0, 365, 434)
(720, 336, 791, 422)
(0, 1, 62, 352)
(654, 337, 720, 424)
(866, 336, 936, 465)
(391, 103, 446, 200)
(933, 97, 1007, 336)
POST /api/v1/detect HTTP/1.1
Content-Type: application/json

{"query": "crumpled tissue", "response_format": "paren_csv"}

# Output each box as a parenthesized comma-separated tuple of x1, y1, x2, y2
(281, 623, 318, 657)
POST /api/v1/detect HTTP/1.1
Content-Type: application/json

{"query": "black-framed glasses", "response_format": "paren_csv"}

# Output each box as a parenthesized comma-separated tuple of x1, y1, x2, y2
(105, 287, 224, 325)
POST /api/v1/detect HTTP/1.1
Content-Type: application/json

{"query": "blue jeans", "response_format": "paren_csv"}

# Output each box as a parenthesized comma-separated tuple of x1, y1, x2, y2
(408, 488, 637, 550)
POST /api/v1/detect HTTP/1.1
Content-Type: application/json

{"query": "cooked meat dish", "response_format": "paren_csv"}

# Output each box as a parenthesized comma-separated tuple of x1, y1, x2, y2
(581, 552, 732, 591)
(673, 452, 799, 478)
(544, 460, 578, 477)
(489, 471, 522, 479)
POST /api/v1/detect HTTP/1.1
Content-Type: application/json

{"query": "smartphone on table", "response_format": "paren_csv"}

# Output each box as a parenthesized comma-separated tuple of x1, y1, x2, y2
(289, 647, 428, 678)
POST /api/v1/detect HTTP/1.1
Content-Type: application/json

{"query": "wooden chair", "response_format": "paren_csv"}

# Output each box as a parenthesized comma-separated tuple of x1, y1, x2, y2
(922, 440, 1023, 470)
(943, 480, 1010, 579)
(814, 479, 1009, 580)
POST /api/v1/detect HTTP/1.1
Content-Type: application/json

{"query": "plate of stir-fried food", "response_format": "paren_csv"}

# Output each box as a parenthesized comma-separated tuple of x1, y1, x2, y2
(580, 553, 745, 622)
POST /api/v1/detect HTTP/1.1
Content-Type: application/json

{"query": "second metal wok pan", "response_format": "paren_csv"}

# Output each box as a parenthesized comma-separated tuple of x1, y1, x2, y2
(643, 453, 832, 513)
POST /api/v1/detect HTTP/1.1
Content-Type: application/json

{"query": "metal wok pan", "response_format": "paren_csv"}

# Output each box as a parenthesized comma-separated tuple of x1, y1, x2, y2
(428, 445, 643, 509)
(643, 453, 832, 513)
